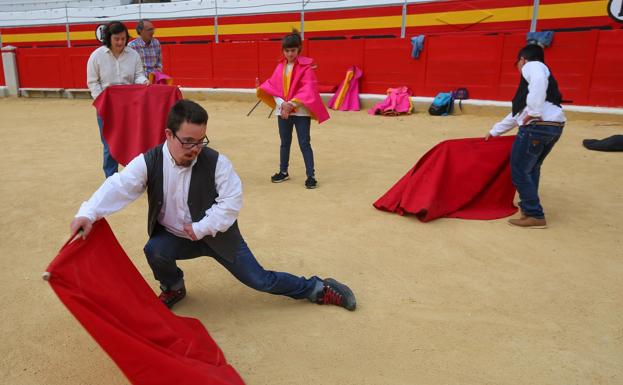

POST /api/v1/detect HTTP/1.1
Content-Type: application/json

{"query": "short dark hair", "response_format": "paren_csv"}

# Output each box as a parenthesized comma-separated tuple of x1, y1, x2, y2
(282, 29, 302, 50)
(136, 19, 151, 34)
(102, 21, 130, 48)
(517, 44, 545, 63)
(166, 100, 208, 133)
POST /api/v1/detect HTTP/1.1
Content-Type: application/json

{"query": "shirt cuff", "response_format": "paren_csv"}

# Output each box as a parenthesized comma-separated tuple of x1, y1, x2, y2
(75, 204, 97, 223)
(192, 221, 211, 240)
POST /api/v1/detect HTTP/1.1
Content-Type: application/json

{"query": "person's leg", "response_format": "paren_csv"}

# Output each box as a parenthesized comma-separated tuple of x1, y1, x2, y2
(531, 128, 562, 190)
(213, 237, 356, 310)
(510, 125, 561, 223)
(278, 116, 294, 174)
(293, 116, 315, 178)
(97, 114, 118, 178)
(143, 226, 212, 307)
(510, 127, 545, 219)
(213, 237, 324, 300)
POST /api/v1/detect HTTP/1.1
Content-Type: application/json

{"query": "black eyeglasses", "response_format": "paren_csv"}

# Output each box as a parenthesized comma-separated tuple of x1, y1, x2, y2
(174, 133, 210, 149)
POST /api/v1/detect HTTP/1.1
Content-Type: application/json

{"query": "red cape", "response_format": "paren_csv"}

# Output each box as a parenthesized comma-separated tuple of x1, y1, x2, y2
(45, 219, 245, 385)
(93, 84, 183, 165)
(374, 136, 518, 222)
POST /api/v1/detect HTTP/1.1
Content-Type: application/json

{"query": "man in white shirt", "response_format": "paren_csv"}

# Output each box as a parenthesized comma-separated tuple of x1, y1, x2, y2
(485, 44, 566, 229)
(87, 21, 148, 178)
(70, 100, 356, 311)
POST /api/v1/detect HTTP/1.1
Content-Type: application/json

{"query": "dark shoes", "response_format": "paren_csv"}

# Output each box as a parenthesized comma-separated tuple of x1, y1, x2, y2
(508, 216, 547, 229)
(317, 278, 356, 311)
(158, 287, 186, 309)
(271, 172, 290, 183)
(305, 176, 317, 189)
(271, 171, 318, 189)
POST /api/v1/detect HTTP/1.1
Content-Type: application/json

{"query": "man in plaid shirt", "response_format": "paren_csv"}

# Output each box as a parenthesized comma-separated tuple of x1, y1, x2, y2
(129, 20, 162, 77)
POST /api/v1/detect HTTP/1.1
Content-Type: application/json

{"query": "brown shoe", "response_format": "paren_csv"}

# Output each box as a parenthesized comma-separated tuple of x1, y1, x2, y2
(508, 216, 547, 229)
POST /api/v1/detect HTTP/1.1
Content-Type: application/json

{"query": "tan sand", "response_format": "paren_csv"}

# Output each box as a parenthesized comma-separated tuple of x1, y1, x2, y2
(0, 97, 622, 385)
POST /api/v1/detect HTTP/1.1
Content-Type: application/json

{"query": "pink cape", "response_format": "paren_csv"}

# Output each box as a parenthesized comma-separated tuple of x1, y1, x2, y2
(328, 66, 362, 111)
(374, 136, 518, 222)
(93, 84, 182, 166)
(45, 219, 245, 385)
(368, 86, 413, 115)
(257, 56, 330, 123)
(149, 71, 173, 85)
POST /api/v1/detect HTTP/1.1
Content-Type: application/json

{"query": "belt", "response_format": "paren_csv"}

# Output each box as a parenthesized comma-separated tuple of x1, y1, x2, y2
(527, 120, 565, 128)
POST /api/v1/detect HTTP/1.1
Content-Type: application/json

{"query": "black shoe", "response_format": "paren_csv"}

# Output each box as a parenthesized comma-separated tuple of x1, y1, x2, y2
(317, 278, 356, 311)
(271, 172, 289, 183)
(305, 176, 317, 189)
(158, 287, 186, 309)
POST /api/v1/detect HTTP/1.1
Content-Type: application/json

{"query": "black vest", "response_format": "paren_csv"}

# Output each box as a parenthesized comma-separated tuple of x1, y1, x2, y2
(511, 68, 562, 117)
(144, 145, 242, 262)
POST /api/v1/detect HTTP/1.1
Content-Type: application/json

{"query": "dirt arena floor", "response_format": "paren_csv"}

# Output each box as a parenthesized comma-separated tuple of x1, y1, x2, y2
(1, 96, 622, 385)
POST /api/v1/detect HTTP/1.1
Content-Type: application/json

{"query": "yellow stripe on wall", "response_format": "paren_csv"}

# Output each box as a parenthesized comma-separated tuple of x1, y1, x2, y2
(219, 21, 300, 34)
(538, 0, 606, 19)
(1, 0, 608, 43)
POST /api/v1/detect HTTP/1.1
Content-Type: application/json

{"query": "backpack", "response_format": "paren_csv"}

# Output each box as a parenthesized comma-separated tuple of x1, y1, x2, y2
(428, 92, 454, 116)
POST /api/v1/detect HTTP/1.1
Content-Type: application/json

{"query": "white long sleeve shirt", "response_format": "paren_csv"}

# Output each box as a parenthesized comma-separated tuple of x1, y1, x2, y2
(490, 61, 566, 137)
(86, 45, 148, 99)
(76, 142, 243, 240)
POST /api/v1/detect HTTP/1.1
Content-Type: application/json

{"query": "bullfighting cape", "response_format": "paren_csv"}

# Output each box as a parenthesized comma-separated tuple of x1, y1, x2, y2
(257, 55, 330, 123)
(328, 66, 362, 111)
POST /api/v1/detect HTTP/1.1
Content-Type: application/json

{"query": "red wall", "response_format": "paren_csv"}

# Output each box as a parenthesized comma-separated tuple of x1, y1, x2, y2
(9, 29, 623, 107)
(16, 47, 91, 88)
(0, 55, 5, 86)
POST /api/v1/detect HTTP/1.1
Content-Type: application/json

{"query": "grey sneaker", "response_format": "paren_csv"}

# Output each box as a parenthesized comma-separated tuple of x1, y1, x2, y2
(317, 278, 356, 311)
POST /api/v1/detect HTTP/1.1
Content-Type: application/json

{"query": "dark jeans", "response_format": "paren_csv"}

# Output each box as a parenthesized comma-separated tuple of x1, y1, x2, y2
(510, 123, 563, 219)
(278, 116, 315, 177)
(97, 114, 118, 178)
(143, 227, 323, 301)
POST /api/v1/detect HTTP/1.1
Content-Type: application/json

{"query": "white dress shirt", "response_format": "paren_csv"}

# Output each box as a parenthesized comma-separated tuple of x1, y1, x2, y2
(86, 45, 148, 99)
(490, 61, 566, 137)
(76, 142, 243, 240)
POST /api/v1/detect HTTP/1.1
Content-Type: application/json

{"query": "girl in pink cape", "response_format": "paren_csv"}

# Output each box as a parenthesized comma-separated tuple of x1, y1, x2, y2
(257, 30, 329, 189)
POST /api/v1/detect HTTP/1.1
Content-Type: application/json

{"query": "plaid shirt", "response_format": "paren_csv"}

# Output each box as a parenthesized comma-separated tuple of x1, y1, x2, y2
(128, 37, 162, 75)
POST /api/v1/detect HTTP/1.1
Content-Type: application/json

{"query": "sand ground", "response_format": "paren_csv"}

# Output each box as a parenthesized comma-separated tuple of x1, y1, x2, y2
(0, 96, 622, 385)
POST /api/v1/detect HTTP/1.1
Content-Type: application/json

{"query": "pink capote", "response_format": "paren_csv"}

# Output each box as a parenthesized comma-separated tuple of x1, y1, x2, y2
(374, 136, 518, 222)
(149, 71, 173, 85)
(368, 86, 413, 115)
(328, 66, 363, 111)
(257, 55, 330, 123)
(45, 219, 245, 385)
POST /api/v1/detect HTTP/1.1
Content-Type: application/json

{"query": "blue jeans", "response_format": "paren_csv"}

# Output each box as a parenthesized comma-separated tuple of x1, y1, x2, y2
(278, 116, 315, 177)
(143, 227, 323, 301)
(510, 124, 563, 219)
(97, 114, 118, 178)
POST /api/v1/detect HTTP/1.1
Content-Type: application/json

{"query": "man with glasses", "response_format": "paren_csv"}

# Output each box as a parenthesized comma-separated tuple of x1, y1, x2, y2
(129, 19, 162, 77)
(70, 100, 356, 311)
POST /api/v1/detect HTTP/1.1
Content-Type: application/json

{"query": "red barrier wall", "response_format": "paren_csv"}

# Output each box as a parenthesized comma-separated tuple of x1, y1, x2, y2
(9, 30, 623, 108)
(15, 47, 91, 88)
(0, 54, 5, 86)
